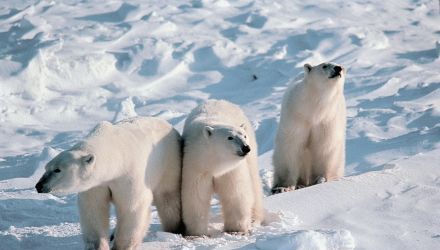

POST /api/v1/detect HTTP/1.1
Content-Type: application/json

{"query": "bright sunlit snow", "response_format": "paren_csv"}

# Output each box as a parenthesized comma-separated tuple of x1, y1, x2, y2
(0, 0, 439, 249)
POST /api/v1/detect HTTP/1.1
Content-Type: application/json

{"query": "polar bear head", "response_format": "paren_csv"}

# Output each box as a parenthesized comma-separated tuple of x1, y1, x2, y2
(35, 148, 96, 195)
(303, 62, 346, 86)
(202, 124, 251, 158)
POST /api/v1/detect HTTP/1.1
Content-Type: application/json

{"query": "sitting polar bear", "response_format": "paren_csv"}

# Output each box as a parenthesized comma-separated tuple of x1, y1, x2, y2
(272, 62, 347, 193)
(35, 117, 183, 250)
(182, 99, 264, 236)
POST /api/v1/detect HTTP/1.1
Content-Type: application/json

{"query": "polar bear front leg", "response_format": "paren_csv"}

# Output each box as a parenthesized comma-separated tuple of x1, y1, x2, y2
(272, 124, 311, 193)
(182, 173, 214, 236)
(111, 184, 152, 250)
(272, 144, 298, 193)
(78, 186, 111, 250)
(214, 167, 253, 233)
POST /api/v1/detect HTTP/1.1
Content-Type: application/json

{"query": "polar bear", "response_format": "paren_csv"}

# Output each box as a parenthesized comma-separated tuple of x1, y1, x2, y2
(35, 117, 183, 250)
(272, 62, 347, 193)
(181, 100, 264, 236)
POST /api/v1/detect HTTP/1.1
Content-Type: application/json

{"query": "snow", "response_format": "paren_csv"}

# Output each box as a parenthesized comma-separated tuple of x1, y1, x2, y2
(0, 0, 439, 249)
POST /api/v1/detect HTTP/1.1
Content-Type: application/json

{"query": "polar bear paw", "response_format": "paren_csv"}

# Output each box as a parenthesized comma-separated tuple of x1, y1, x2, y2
(314, 176, 327, 184)
(271, 186, 295, 194)
(185, 235, 209, 240)
(225, 231, 250, 236)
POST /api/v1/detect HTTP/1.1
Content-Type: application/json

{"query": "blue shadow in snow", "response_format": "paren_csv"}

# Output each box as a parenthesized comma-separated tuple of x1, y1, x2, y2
(397, 47, 439, 64)
(0, 18, 57, 74)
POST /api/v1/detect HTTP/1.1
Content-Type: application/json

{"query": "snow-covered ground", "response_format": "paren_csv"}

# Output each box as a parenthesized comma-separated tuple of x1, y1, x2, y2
(0, 0, 439, 249)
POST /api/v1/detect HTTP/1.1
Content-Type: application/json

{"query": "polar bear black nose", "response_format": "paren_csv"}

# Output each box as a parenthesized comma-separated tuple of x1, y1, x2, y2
(242, 145, 251, 154)
(334, 66, 342, 73)
(35, 182, 44, 193)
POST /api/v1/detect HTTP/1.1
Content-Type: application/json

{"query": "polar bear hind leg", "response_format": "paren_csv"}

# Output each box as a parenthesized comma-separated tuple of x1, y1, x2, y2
(153, 147, 184, 234)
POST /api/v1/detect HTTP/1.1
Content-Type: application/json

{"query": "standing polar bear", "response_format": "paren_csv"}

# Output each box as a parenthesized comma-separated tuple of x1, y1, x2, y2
(35, 117, 183, 250)
(272, 62, 347, 193)
(182, 100, 264, 236)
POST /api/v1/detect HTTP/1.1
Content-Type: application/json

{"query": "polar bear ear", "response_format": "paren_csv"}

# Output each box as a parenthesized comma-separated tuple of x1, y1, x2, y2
(81, 154, 95, 166)
(203, 126, 214, 138)
(304, 63, 312, 73)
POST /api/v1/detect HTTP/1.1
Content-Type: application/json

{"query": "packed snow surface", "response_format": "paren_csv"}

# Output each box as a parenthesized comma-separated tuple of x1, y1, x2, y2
(0, 0, 439, 249)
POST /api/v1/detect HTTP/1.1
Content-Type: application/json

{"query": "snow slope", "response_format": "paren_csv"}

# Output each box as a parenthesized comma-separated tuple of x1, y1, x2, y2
(0, 0, 439, 249)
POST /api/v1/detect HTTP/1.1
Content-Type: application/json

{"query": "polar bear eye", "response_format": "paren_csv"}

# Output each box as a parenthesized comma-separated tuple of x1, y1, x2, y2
(54, 169, 61, 173)
(228, 137, 233, 140)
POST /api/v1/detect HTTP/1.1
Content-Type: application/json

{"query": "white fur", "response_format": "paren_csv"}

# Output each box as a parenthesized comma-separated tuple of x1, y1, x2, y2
(272, 62, 347, 192)
(35, 117, 183, 250)
(181, 100, 264, 236)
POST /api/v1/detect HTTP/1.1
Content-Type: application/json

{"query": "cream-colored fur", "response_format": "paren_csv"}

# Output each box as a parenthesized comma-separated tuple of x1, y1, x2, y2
(35, 117, 183, 250)
(272, 62, 347, 193)
(181, 99, 264, 236)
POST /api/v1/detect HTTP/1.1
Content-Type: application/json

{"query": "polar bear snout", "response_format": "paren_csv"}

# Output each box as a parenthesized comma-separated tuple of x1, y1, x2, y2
(329, 65, 343, 78)
(35, 182, 50, 193)
(330, 65, 342, 78)
(35, 174, 51, 193)
(237, 144, 251, 157)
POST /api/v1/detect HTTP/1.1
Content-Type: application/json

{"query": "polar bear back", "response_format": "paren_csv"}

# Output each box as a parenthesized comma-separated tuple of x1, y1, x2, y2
(80, 116, 180, 188)
(84, 117, 173, 155)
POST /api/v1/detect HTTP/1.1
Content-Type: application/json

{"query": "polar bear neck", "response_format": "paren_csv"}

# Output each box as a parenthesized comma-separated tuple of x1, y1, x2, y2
(280, 78, 345, 126)
(304, 77, 343, 98)
(303, 78, 344, 109)
(77, 126, 147, 184)
(74, 141, 125, 183)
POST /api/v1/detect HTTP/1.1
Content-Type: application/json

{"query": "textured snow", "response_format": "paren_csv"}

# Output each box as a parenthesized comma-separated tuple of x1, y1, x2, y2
(0, 0, 439, 249)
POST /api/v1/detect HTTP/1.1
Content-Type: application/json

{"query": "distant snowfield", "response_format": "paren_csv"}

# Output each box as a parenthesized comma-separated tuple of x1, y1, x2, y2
(0, 0, 439, 249)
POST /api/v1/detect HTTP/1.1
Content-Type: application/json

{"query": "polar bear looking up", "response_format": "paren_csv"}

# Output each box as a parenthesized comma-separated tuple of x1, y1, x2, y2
(35, 117, 183, 250)
(272, 62, 347, 194)
(182, 99, 264, 236)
